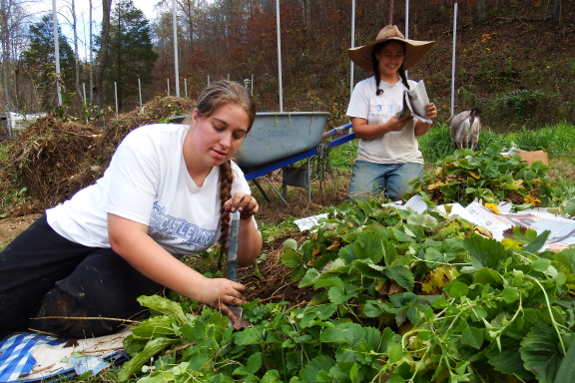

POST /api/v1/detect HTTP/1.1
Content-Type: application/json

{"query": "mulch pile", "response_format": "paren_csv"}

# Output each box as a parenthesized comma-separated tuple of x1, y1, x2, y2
(1, 97, 195, 216)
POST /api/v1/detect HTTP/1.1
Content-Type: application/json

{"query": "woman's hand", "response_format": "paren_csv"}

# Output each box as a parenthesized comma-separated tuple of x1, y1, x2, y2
(425, 102, 437, 121)
(224, 193, 259, 220)
(387, 114, 414, 132)
(414, 103, 437, 136)
(196, 277, 248, 321)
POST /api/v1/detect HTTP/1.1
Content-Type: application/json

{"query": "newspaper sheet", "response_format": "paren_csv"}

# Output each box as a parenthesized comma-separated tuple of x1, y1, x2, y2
(395, 80, 432, 124)
(295, 196, 575, 251)
(452, 201, 575, 251)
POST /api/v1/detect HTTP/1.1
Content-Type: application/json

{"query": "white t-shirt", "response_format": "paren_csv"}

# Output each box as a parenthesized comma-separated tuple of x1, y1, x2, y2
(346, 76, 423, 165)
(47, 124, 252, 256)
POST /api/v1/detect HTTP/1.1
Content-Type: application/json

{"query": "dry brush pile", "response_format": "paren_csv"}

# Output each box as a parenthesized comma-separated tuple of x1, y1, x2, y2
(1, 97, 195, 217)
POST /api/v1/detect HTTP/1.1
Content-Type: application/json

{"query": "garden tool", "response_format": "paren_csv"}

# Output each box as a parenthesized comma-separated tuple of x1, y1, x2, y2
(227, 210, 252, 330)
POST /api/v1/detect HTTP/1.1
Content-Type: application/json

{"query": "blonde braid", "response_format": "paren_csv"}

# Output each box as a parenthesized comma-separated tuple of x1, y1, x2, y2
(218, 160, 233, 268)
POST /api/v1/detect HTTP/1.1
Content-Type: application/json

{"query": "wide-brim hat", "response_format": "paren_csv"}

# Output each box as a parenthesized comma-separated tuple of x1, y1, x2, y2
(348, 25, 435, 71)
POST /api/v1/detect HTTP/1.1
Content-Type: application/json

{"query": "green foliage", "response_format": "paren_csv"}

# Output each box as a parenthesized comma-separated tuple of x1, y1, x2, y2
(104, 0, 158, 111)
(327, 140, 357, 170)
(410, 144, 560, 207)
(120, 201, 575, 382)
(478, 89, 561, 131)
(22, 15, 76, 111)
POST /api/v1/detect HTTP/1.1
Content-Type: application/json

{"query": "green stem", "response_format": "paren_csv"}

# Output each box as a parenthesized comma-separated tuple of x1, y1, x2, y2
(527, 275, 566, 354)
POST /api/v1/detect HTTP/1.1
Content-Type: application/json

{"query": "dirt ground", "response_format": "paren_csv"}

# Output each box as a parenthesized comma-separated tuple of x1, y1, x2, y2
(0, 214, 41, 249)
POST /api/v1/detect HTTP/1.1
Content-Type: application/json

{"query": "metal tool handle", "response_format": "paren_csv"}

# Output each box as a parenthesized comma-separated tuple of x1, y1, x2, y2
(227, 210, 241, 282)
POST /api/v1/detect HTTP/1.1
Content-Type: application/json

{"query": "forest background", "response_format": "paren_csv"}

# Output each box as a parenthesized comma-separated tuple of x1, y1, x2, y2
(0, 0, 573, 133)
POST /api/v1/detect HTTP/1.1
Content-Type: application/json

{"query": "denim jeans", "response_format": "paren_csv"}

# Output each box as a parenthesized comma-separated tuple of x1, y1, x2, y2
(347, 160, 423, 201)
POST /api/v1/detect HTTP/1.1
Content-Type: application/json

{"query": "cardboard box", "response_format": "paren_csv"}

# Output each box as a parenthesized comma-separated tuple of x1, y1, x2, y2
(502, 150, 549, 166)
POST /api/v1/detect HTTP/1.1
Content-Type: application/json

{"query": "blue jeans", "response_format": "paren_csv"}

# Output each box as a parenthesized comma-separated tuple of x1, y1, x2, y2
(347, 161, 423, 201)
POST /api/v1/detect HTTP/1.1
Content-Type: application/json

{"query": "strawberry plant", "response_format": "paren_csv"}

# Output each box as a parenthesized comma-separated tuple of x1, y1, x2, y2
(118, 200, 575, 383)
(409, 145, 560, 208)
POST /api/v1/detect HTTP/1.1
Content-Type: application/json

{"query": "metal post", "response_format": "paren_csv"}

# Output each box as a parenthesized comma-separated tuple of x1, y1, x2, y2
(167, 78, 170, 96)
(251, 73, 254, 95)
(207, 75, 210, 87)
(52, 0, 62, 106)
(82, 83, 88, 122)
(184, 78, 188, 98)
(114, 81, 118, 117)
(138, 78, 142, 106)
(450, 3, 458, 116)
(405, 0, 409, 77)
(350, 0, 355, 96)
(172, 0, 180, 97)
(276, 0, 283, 112)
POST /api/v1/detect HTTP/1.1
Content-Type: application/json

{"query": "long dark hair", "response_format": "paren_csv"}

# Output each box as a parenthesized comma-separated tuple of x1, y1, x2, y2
(371, 40, 410, 96)
(192, 80, 257, 262)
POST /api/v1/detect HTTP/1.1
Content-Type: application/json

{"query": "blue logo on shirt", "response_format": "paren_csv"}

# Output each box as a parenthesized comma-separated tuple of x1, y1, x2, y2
(149, 203, 216, 251)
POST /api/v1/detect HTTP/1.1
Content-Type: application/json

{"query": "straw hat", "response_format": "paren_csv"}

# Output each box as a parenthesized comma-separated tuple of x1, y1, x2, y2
(348, 25, 435, 71)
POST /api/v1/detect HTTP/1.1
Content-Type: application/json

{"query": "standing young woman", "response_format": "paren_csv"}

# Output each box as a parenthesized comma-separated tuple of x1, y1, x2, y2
(346, 25, 437, 201)
(0, 80, 262, 339)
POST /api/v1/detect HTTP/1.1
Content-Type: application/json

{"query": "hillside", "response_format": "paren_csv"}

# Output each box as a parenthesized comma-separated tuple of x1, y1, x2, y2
(315, 0, 575, 131)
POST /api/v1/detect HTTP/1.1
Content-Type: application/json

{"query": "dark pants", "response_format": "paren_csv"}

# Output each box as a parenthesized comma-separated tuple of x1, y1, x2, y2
(0, 215, 163, 339)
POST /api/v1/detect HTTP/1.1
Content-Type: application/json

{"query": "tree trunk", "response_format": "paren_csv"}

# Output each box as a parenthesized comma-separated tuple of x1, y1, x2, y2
(93, 0, 112, 109)
(0, 0, 13, 136)
(553, 0, 562, 23)
(71, 0, 82, 103)
(475, 0, 487, 21)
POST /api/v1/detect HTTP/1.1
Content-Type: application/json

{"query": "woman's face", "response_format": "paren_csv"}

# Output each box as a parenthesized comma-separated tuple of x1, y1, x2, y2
(375, 41, 404, 79)
(189, 103, 250, 169)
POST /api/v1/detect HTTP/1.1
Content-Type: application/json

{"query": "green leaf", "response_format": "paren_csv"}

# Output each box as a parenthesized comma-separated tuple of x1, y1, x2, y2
(261, 369, 281, 383)
(233, 326, 264, 345)
(137, 295, 189, 326)
(554, 248, 575, 273)
(387, 341, 404, 363)
(303, 355, 336, 383)
(320, 322, 365, 346)
(384, 266, 415, 291)
(462, 326, 484, 349)
(464, 233, 506, 271)
(131, 315, 177, 338)
(246, 352, 263, 374)
(486, 309, 544, 379)
(501, 287, 520, 304)
(520, 323, 563, 383)
(554, 336, 575, 383)
(352, 230, 385, 262)
(474, 267, 504, 287)
(281, 250, 302, 267)
(118, 337, 177, 382)
(352, 259, 386, 278)
(283, 238, 298, 251)
(445, 280, 469, 298)
(406, 213, 438, 229)
(299, 268, 321, 287)
(532, 258, 552, 272)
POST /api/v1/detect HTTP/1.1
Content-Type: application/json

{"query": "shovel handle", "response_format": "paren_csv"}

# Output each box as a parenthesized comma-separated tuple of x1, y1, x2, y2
(227, 210, 241, 282)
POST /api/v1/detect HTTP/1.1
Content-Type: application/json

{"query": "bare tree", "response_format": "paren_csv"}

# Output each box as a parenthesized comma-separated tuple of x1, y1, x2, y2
(475, 0, 487, 21)
(93, 0, 112, 109)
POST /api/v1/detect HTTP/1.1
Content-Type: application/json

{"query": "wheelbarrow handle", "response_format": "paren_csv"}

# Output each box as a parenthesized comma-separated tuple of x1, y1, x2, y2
(322, 122, 353, 140)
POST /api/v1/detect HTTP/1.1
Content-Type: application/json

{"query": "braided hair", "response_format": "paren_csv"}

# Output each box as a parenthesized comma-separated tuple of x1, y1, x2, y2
(193, 80, 256, 264)
(371, 40, 410, 96)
